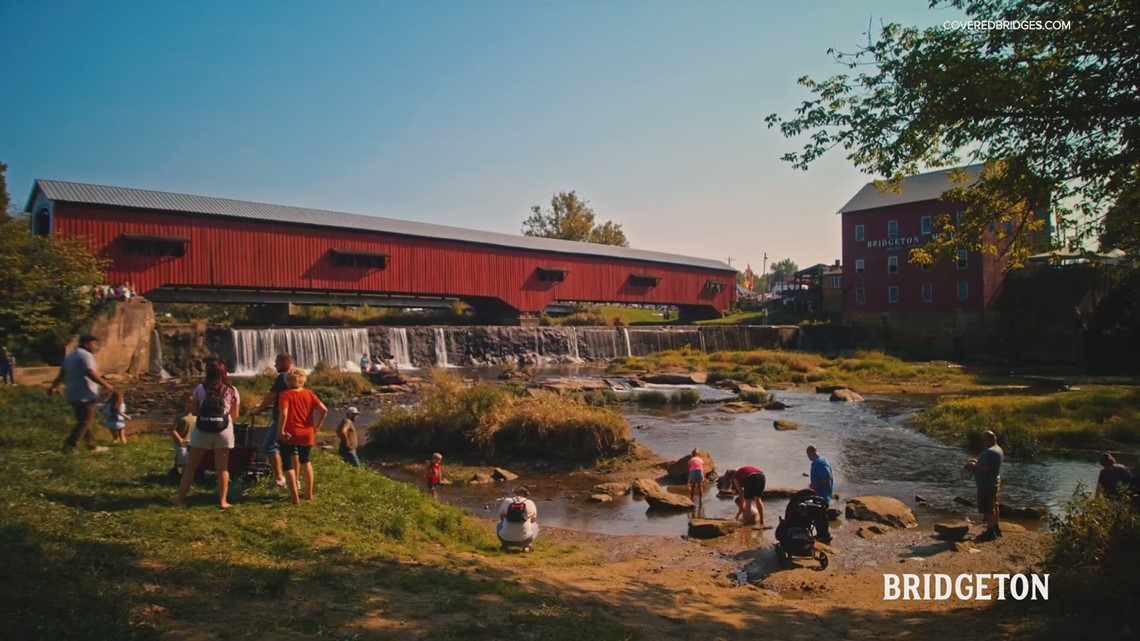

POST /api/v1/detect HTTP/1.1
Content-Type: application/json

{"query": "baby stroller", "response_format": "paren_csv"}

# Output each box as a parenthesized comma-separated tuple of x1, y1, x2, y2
(194, 414, 272, 486)
(774, 489, 830, 569)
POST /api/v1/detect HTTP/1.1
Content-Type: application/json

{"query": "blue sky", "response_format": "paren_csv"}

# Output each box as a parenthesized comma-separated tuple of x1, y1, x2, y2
(1, 1, 964, 271)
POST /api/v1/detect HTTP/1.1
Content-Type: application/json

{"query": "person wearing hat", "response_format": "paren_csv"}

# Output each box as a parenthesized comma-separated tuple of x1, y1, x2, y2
(336, 406, 362, 468)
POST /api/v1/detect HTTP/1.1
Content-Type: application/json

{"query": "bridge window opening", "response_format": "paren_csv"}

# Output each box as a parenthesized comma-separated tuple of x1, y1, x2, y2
(629, 274, 660, 288)
(32, 209, 51, 236)
(122, 233, 188, 257)
(705, 280, 726, 293)
(536, 267, 568, 282)
(331, 249, 389, 269)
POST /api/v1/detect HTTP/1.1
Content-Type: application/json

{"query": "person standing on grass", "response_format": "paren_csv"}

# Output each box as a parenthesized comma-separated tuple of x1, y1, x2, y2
(0, 346, 15, 385)
(335, 406, 362, 468)
(277, 368, 328, 504)
(426, 452, 443, 499)
(102, 389, 131, 444)
(175, 359, 240, 509)
(250, 353, 292, 488)
(806, 445, 833, 543)
(964, 430, 1004, 541)
(170, 409, 195, 479)
(687, 449, 706, 510)
(49, 334, 113, 453)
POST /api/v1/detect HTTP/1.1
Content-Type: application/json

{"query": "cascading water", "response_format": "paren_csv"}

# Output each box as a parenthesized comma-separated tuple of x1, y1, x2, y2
(386, 328, 414, 369)
(231, 327, 371, 375)
(151, 329, 171, 380)
(621, 327, 632, 358)
(433, 327, 452, 367)
(566, 328, 582, 362)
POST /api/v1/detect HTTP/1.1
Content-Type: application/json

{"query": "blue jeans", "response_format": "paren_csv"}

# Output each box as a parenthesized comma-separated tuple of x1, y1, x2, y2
(496, 521, 539, 548)
(339, 446, 361, 468)
(261, 421, 280, 455)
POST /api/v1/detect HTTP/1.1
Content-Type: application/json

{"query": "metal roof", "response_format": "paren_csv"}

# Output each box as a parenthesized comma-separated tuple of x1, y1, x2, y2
(31, 179, 735, 272)
(837, 165, 984, 214)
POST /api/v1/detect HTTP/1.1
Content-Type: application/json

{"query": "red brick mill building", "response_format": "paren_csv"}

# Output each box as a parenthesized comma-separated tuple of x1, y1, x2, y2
(837, 165, 1051, 356)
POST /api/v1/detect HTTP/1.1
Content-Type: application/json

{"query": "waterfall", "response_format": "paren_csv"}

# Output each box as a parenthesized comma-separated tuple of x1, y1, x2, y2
(386, 328, 414, 369)
(231, 327, 370, 375)
(566, 327, 581, 362)
(621, 327, 632, 357)
(151, 329, 171, 380)
(433, 328, 452, 367)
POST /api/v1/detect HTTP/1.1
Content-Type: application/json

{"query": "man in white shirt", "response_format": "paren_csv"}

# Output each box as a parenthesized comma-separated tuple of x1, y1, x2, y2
(49, 334, 114, 453)
(497, 486, 539, 552)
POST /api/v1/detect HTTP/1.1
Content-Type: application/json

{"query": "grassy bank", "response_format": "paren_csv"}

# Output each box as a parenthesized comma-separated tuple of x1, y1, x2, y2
(606, 348, 978, 391)
(368, 371, 632, 461)
(910, 387, 1140, 458)
(0, 386, 635, 641)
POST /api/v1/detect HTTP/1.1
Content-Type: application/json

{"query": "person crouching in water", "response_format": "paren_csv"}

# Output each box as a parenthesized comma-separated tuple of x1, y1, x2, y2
(277, 368, 328, 505)
(734, 495, 759, 526)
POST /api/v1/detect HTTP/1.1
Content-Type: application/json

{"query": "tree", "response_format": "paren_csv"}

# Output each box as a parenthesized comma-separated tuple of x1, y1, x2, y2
(769, 258, 799, 285)
(0, 164, 107, 350)
(0, 161, 10, 221)
(766, 0, 1140, 267)
(522, 191, 630, 247)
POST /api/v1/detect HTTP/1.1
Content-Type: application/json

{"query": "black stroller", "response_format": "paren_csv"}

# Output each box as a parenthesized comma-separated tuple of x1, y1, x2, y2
(774, 489, 830, 569)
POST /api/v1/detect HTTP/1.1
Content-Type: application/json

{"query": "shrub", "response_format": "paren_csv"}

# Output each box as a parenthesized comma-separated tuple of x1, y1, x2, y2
(738, 389, 769, 404)
(584, 388, 619, 407)
(634, 390, 670, 405)
(671, 388, 701, 407)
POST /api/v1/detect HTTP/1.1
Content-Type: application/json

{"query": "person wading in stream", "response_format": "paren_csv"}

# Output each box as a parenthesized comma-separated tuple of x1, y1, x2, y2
(964, 430, 1004, 541)
(722, 466, 766, 528)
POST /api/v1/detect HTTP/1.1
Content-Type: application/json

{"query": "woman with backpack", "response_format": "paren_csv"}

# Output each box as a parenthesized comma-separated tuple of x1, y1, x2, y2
(174, 358, 241, 509)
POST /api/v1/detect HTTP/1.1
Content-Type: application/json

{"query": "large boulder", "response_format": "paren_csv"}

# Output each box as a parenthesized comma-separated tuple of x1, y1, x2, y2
(762, 400, 790, 410)
(631, 478, 662, 497)
(592, 482, 631, 496)
(469, 473, 494, 485)
(587, 494, 613, 503)
(492, 468, 519, 482)
(845, 496, 917, 529)
(641, 372, 708, 385)
(773, 419, 802, 431)
(666, 449, 715, 482)
(934, 522, 971, 541)
(719, 402, 759, 413)
(644, 487, 696, 512)
(762, 486, 804, 499)
(999, 505, 1045, 519)
(687, 519, 742, 539)
(816, 385, 851, 394)
(737, 383, 767, 395)
(830, 389, 865, 403)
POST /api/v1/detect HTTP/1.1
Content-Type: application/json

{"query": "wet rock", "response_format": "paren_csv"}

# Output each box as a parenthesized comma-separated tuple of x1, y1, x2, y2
(762, 400, 789, 410)
(714, 379, 744, 390)
(773, 419, 802, 431)
(826, 507, 842, 521)
(644, 487, 695, 512)
(592, 482, 631, 496)
(999, 522, 1028, 534)
(376, 385, 413, 394)
(829, 389, 865, 403)
(856, 527, 876, 539)
(498, 369, 530, 380)
(762, 486, 804, 499)
(999, 505, 1045, 519)
(816, 385, 851, 394)
(687, 519, 741, 539)
(867, 525, 887, 535)
(640, 372, 708, 385)
(492, 467, 518, 482)
(470, 473, 494, 485)
(845, 496, 917, 529)
(736, 383, 767, 395)
(718, 402, 758, 413)
(953, 541, 974, 553)
(954, 496, 975, 507)
(587, 494, 613, 503)
(934, 522, 970, 541)
(535, 377, 612, 394)
(666, 449, 715, 483)
(915, 494, 929, 505)
(631, 478, 662, 497)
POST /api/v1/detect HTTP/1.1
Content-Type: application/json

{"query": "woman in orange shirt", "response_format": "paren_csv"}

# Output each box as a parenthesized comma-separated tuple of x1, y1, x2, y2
(277, 368, 328, 504)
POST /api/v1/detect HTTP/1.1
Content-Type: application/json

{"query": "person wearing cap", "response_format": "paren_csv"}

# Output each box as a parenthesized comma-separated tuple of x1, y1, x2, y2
(964, 430, 1004, 541)
(336, 406, 362, 468)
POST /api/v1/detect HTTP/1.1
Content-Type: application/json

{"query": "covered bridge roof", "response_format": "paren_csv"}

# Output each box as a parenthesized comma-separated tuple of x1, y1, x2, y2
(31, 179, 734, 272)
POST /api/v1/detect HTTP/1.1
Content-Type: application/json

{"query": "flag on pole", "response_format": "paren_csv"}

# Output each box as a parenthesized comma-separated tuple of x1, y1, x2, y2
(744, 264, 754, 291)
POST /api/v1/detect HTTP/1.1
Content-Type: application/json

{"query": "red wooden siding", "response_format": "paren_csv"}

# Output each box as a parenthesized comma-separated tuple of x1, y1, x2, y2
(54, 203, 735, 314)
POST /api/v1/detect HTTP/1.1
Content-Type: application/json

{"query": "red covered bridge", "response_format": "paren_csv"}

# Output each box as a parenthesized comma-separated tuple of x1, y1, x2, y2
(26, 180, 736, 323)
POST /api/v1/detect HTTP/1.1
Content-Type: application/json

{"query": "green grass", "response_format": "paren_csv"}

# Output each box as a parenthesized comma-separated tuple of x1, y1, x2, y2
(910, 387, 1140, 458)
(0, 386, 637, 641)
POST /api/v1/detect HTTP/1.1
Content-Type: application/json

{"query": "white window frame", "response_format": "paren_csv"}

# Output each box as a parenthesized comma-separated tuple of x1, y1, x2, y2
(888, 255, 898, 274)
(830, 276, 841, 289)
(957, 249, 968, 269)
(957, 281, 969, 301)
(922, 283, 933, 302)
(887, 220, 898, 238)
(888, 286, 899, 304)
(855, 224, 864, 242)
(855, 287, 865, 305)
(855, 259, 865, 274)
(921, 216, 932, 235)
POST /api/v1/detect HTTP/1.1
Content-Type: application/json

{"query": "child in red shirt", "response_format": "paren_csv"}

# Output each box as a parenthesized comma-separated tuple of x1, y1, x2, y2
(426, 452, 443, 499)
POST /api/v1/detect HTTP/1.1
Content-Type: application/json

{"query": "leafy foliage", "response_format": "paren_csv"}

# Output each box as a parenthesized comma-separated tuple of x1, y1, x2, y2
(768, 258, 799, 285)
(522, 191, 630, 247)
(766, 0, 1140, 265)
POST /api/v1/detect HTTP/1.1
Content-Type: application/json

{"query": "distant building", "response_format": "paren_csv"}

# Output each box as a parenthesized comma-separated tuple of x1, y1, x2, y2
(822, 261, 843, 316)
(838, 165, 1050, 356)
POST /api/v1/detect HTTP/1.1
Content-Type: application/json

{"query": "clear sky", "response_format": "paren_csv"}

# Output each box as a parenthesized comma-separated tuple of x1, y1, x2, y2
(0, 1, 965, 272)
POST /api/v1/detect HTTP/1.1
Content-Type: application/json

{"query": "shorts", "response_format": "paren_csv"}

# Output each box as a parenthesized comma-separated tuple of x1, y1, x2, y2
(688, 469, 705, 484)
(977, 484, 999, 516)
(174, 442, 190, 466)
(742, 472, 767, 500)
(189, 425, 234, 450)
(261, 421, 280, 455)
(427, 479, 441, 490)
(280, 444, 312, 471)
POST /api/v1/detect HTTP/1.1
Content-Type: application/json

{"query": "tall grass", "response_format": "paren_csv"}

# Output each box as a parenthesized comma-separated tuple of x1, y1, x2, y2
(367, 371, 632, 461)
(910, 387, 1140, 458)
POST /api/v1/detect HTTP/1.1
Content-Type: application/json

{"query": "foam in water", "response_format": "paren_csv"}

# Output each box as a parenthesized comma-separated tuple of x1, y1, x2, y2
(232, 328, 370, 375)
(386, 328, 414, 369)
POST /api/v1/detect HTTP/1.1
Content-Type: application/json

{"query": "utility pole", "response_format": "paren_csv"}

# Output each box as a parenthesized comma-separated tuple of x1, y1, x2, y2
(725, 256, 734, 267)
(762, 253, 768, 288)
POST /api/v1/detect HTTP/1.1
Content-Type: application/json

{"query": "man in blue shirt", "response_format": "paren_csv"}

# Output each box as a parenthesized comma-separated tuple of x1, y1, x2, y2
(806, 445, 834, 543)
(965, 430, 1004, 541)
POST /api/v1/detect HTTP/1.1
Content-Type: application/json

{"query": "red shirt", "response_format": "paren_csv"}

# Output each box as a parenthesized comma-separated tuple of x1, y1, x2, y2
(278, 388, 321, 446)
(733, 466, 763, 484)
(426, 462, 441, 482)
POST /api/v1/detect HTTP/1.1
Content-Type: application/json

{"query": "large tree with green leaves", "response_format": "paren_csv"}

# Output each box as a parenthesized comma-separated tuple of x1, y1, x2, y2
(769, 258, 799, 284)
(0, 163, 107, 350)
(766, 0, 1140, 266)
(522, 191, 630, 247)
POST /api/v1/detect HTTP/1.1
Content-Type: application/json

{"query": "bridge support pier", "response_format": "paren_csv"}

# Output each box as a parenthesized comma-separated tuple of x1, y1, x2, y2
(677, 305, 721, 324)
(461, 296, 526, 325)
(245, 303, 292, 326)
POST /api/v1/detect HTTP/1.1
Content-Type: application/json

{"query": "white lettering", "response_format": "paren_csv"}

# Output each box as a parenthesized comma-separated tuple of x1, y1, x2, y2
(994, 574, 1010, 600)
(975, 574, 992, 600)
(884, 574, 900, 600)
(903, 574, 920, 600)
(934, 574, 952, 600)
(1032, 574, 1049, 600)
(955, 573, 973, 599)
(1010, 574, 1028, 600)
